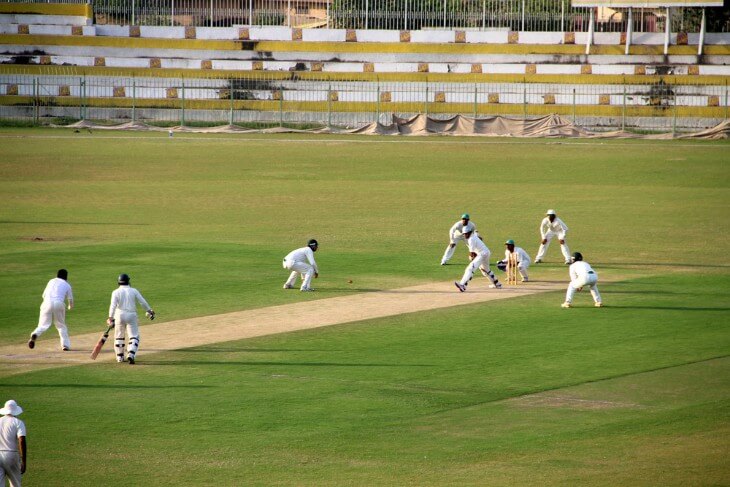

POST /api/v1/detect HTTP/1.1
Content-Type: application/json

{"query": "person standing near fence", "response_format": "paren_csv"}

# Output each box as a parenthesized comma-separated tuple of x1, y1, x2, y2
(28, 269, 74, 351)
(0, 399, 27, 487)
(534, 209, 571, 265)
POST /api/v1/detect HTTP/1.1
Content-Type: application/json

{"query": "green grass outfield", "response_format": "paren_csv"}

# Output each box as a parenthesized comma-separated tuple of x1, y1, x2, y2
(0, 129, 728, 486)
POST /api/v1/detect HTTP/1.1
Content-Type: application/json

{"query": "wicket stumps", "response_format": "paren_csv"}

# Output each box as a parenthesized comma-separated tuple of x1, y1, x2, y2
(506, 252, 519, 285)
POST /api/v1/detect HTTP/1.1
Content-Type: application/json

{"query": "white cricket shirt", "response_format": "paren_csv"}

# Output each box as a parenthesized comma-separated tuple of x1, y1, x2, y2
(42, 277, 73, 303)
(109, 286, 151, 316)
(569, 261, 597, 281)
(0, 416, 26, 451)
(284, 247, 318, 273)
(466, 233, 489, 255)
(540, 217, 568, 238)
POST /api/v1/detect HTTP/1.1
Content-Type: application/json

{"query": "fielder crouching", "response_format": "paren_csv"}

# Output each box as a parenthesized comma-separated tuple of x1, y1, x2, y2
(107, 273, 155, 365)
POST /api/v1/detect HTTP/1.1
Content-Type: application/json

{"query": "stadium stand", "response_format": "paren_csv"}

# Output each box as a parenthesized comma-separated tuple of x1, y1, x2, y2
(0, 2, 728, 132)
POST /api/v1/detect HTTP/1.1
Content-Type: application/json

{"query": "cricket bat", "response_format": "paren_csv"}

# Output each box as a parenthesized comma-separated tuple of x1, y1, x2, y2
(90, 325, 113, 360)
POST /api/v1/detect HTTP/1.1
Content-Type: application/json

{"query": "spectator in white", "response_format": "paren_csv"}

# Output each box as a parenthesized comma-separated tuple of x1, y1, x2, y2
(454, 228, 501, 292)
(440, 213, 476, 265)
(283, 239, 319, 292)
(28, 269, 74, 351)
(498, 239, 531, 282)
(0, 399, 27, 487)
(535, 209, 571, 265)
(108, 273, 155, 365)
(562, 252, 603, 308)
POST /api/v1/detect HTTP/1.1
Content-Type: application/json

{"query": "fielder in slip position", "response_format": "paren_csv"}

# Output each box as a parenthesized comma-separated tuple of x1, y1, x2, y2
(283, 239, 319, 292)
(107, 273, 155, 364)
(28, 269, 74, 351)
(0, 400, 27, 487)
(440, 213, 476, 265)
(454, 228, 502, 292)
(498, 239, 531, 282)
(535, 209, 571, 265)
(562, 252, 603, 308)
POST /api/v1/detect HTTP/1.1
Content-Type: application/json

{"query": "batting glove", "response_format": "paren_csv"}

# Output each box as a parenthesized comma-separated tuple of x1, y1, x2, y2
(146, 309, 155, 320)
(106, 317, 115, 327)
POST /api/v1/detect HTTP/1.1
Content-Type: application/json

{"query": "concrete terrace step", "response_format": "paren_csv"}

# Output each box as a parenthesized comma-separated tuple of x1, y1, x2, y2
(0, 14, 92, 26)
(0, 23, 95, 36)
(2, 54, 728, 79)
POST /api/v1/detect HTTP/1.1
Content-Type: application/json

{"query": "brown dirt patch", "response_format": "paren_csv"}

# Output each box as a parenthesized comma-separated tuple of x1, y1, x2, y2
(0, 279, 564, 377)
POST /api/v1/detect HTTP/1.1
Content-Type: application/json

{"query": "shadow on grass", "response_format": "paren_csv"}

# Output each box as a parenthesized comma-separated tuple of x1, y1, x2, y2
(140, 359, 436, 367)
(603, 306, 730, 311)
(0, 383, 212, 389)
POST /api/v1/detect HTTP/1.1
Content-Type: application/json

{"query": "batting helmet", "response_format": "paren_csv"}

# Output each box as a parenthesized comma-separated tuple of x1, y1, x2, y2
(572, 252, 583, 262)
(307, 239, 318, 249)
(118, 273, 130, 285)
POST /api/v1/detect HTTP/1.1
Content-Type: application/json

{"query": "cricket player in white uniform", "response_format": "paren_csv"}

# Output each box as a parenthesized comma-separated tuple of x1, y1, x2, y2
(0, 399, 27, 487)
(535, 209, 571, 264)
(440, 213, 476, 265)
(283, 239, 319, 292)
(107, 273, 155, 364)
(28, 269, 74, 351)
(562, 252, 603, 308)
(454, 228, 501, 292)
(498, 239, 531, 282)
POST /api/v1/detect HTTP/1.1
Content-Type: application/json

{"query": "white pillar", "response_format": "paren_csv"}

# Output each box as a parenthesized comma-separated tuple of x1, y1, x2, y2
(586, 7, 594, 55)
(664, 7, 671, 56)
(698, 8, 706, 56)
(625, 7, 632, 55)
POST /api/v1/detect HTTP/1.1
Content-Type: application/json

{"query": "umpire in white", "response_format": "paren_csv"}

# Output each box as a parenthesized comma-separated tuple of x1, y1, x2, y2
(107, 273, 155, 364)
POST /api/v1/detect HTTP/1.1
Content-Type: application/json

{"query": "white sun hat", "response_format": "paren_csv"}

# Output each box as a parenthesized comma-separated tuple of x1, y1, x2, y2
(0, 400, 23, 416)
(546, 209, 556, 215)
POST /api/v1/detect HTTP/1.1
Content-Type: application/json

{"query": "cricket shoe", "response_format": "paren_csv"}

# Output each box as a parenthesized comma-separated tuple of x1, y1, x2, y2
(489, 283, 503, 289)
(594, 302, 603, 307)
(454, 282, 466, 292)
(565, 261, 571, 265)
(534, 259, 542, 264)
(62, 347, 70, 351)
(300, 287, 315, 292)
(127, 356, 135, 365)
(283, 284, 293, 289)
(561, 302, 572, 308)
(28, 334, 37, 349)
(521, 277, 529, 282)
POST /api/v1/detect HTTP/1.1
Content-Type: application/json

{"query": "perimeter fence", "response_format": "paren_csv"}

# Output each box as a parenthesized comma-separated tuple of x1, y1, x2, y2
(1, 71, 727, 133)
(2, 0, 726, 32)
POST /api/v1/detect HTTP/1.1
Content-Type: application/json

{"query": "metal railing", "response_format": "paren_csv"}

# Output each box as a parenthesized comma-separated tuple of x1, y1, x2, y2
(2, 0, 725, 32)
(1, 72, 727, 132)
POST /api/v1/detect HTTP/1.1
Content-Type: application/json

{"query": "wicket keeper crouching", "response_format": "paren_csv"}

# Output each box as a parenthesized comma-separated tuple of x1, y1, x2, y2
(108, 273, 155, 365)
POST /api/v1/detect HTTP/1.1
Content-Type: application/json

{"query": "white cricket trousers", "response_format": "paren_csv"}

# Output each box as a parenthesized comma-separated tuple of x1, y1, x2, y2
(32, 299, 70, 349)
(283, 260, 315, 290)
(0, 450, 22, 487)
(536, 232, 571, 263)
(441, 233, 466, 264)
(459, 252, 499, 287)
(565, 272, 602, 304)
(114, 311, 140, 362)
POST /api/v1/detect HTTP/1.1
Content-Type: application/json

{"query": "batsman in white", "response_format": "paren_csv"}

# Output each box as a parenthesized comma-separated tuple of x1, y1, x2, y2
(562, 252, 603, 308)
(498, 239, 531, 282)
(440, 213, 476, 265)
(282, 239, 319, 292)
(0, 399, 26, 487)
(535, 209, 571, 265)
(454, 228, 502, 292)
(107, 273, 155, 364)
(28, 268, 74, 351)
